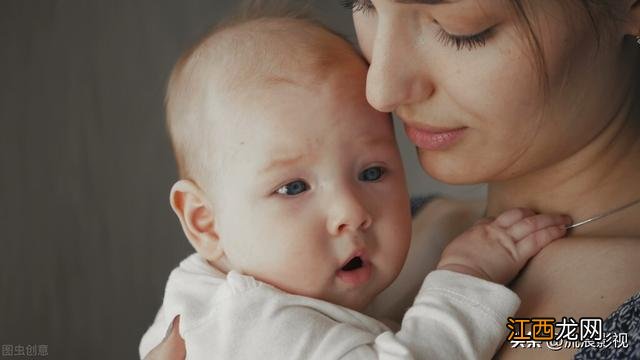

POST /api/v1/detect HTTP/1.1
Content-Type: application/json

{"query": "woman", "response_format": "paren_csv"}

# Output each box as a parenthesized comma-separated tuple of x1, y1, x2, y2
(351, 0, 640, 358)
(149, 0, 640, 358)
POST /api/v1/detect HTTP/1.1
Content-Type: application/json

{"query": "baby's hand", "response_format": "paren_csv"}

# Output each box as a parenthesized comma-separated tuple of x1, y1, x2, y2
(436, 208, 572, 284)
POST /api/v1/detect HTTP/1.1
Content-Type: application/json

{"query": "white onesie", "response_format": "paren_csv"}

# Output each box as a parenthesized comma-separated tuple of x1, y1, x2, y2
(140, 253, 519, 360)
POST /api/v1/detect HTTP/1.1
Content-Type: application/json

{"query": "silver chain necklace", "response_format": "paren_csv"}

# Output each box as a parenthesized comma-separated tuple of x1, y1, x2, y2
(565, 197, 640, 229)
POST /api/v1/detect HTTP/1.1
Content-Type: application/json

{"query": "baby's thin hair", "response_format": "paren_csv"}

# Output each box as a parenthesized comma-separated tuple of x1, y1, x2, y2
(224, 0, 314, 27)
(164, 0, 360, 184)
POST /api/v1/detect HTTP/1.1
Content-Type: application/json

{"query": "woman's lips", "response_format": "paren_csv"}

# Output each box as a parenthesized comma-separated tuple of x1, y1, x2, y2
(404, 124, 467, 150)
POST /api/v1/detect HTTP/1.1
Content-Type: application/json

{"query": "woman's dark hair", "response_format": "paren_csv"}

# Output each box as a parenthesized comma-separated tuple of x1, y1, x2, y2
(510, 0, 627, 92)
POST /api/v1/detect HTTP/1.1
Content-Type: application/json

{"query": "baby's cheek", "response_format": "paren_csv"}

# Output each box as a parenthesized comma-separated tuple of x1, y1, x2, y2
(267, 264, 331, 301)
(266, 238, 329, 286)
(376, 232, 409, 279)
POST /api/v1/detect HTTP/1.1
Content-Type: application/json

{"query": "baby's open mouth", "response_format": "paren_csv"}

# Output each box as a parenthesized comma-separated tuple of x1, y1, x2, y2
(336, 254, 371, 286)
(341, 256, 363, 271)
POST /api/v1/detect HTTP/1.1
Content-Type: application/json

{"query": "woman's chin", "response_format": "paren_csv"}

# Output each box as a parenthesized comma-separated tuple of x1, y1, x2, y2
(416, 151, 490, 185)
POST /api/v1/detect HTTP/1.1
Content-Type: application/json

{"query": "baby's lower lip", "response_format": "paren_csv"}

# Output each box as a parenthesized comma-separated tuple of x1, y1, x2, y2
(336, 261, 372, 286)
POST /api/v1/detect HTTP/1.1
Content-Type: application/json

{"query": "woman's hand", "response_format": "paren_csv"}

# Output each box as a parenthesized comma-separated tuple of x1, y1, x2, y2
(144, 316, 186, 360)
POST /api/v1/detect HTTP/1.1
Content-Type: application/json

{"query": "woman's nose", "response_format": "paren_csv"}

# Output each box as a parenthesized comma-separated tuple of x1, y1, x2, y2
(327, 188, 373, 236)
(365, 16, 435, 113)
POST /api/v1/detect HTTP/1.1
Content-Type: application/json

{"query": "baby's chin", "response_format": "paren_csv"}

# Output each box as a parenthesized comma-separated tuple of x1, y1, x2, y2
(338, 268, 403, 311)
(330, 284, 386, 312)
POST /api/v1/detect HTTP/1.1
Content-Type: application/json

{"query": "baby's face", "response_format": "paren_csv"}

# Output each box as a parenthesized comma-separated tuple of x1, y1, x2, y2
(208, 66, 411, 311)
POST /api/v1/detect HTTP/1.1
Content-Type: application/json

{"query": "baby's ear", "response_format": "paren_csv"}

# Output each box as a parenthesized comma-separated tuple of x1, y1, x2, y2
(169, 180, 224, 262)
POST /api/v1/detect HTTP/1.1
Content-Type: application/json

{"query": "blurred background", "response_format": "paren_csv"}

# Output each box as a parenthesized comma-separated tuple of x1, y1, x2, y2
(0, 1, 484, 358)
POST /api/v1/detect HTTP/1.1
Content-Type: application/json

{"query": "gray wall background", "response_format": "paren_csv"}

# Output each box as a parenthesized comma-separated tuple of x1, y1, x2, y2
(0, 1, 484, 358)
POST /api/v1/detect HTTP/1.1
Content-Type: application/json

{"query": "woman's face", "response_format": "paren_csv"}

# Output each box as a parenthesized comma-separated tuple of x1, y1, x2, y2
(352, 0, 635, 184)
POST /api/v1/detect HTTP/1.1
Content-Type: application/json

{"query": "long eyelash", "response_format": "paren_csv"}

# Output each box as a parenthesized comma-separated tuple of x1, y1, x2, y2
(340, 0, 375, 14)
(436, 28, 492, 51)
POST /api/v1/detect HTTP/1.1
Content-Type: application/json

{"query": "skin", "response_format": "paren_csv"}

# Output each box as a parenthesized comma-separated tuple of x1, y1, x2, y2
(352, 0, 640, 358)
(147, 2, 640, 355)
(169, 43, 567, 313)
(147, 14, 570, 359)
(171, 48, 414, 312)
(147, 17, 575, 359)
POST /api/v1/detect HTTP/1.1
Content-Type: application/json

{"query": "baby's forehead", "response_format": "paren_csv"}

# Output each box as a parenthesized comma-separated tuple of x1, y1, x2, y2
(165, 17, 371, 189)
(191, 18, 370, 139)
(195, 18, 363, 94)
(217, 75, 391, 157)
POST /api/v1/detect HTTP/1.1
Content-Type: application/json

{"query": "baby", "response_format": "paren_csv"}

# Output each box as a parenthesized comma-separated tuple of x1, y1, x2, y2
(140, 6, 571, 360)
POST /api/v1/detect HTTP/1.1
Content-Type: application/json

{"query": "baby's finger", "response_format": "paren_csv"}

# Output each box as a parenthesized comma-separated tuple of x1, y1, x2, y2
(474, 217, 495, 226)
(494, 208, 536, 228)
(516, 225, 567, 260)
(508, 214, 572, 241)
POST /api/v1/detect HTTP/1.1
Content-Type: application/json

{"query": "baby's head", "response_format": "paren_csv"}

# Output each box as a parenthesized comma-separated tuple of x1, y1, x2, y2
(166, 4, 411, 311)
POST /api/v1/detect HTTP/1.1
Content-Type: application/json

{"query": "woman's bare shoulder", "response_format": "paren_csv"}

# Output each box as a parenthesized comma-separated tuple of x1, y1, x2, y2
(498, 237, 640, 360)
(513, 236, 640, 318)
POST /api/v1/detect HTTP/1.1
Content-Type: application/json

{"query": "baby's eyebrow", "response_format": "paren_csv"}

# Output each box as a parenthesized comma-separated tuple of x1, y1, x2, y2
(260, 154, 305, 174)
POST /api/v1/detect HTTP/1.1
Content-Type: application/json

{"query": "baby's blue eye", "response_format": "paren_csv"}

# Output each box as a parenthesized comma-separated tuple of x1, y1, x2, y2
(276, 180, 309, 196)
(359, 166, 385, 182)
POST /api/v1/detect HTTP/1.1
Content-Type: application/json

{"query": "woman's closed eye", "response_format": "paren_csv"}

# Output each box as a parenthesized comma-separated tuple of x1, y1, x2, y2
(276, 180, 309, 196)
(342, 0, 494, 51)
(436, 26, 493, 51)
(359, 166, 386, 182)
(341, 0, 375, 14)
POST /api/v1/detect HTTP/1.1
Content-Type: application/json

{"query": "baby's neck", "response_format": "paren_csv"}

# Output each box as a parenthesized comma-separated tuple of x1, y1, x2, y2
(206, 257, 232, 274)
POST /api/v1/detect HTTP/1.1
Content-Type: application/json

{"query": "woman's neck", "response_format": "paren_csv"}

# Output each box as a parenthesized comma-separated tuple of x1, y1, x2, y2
(486, 94, 640, 237)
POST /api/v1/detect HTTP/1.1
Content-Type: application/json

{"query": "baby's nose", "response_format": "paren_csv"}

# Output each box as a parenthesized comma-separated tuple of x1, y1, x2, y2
(327, 190, 372, 236)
